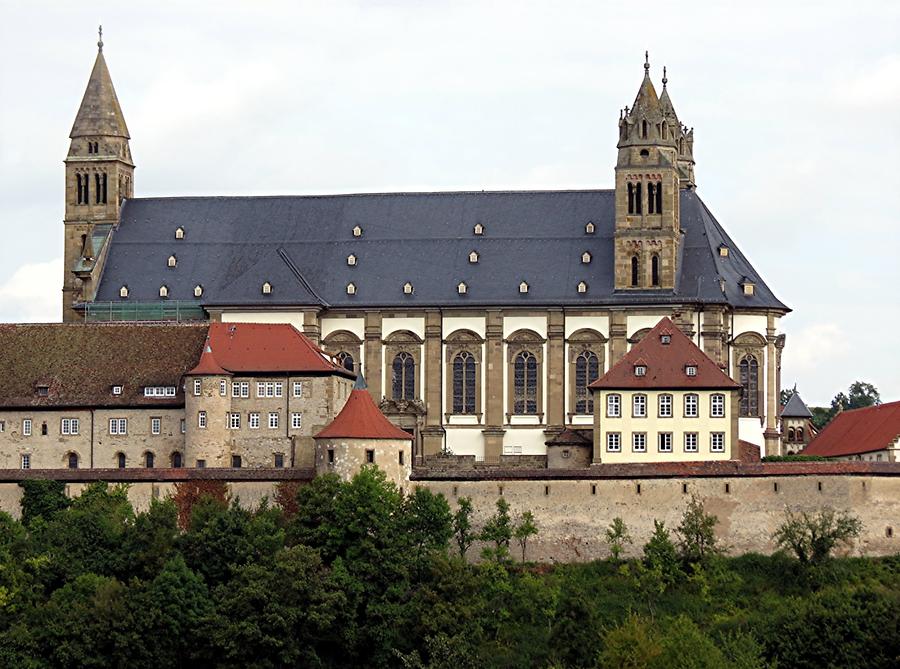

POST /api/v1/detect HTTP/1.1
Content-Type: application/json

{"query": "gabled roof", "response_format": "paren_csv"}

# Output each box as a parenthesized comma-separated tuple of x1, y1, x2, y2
(0, 323, 206, 408)
(315, 376, 413, 441)
(70, 50, 130, 139)
(200, 323, 354, 377)
(803, 401, 900, 458)
(589, 317, 739, 390)
(781, 391, 813, 418)
(545, 428, 593, 447)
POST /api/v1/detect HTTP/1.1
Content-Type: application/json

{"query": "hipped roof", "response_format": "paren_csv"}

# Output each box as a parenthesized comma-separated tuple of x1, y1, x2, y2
(803, 401, 900, 458)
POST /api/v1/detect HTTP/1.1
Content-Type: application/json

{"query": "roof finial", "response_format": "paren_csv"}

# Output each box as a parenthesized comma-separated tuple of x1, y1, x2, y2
(662, 66, 668, 88)
(97, 25, 103, 52)
(644, 50, 650, 73)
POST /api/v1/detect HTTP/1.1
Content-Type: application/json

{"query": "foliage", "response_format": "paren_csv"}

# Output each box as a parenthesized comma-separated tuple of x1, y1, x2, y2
(761, 454, 826, 462)
(811, 380, 881, 429)
(773, 508, 863, 563)
(513, 511, 538, 563)
(676, 495, 722, 564)
(643, 520, 682, 585)
(605, 517, 633, 562)
(479, 497, 513, 562)
(18, 479, 69, 526)
(273, 480, 304, 519)
(452, 497, 476, 559)
(170, 479, 228, 530)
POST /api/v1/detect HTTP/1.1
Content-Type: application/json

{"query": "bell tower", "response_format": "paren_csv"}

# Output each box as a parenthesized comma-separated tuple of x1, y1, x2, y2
(613, 54, 686, 291)
(62, 27, 134, 322)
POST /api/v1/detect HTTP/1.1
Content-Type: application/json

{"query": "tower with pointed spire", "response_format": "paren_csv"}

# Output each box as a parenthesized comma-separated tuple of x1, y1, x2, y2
(613, 53, 692, 291)
(62, 27, 134, 322)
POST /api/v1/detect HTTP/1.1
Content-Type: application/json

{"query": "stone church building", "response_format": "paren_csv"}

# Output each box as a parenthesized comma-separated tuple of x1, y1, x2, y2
(61, 36, 789, 461)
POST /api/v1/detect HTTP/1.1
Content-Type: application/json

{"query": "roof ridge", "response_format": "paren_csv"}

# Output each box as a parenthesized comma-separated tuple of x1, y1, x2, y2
(121, 188, 616, 203)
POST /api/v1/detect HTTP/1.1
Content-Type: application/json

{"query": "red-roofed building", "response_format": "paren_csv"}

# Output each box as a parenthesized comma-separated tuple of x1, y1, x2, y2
(803, 401, 900, 462)
(589, 317, 740, 463)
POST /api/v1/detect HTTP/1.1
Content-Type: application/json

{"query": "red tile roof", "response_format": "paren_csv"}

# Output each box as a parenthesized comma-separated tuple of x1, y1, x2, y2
(315, 379, 413, 441)
(201, 323, 354, 377)
(803, 401, 900, 458)
(188, 342, 231, 376)
(589, 317, 739, 390)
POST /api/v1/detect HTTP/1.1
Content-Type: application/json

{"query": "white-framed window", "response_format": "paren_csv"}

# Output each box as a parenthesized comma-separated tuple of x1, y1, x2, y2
(684, 393, 699, 418)
(275, 382, 283, 398)
(293, 381, 303, 398)
(144, 386, 176, 397)
(193, 379, 202, 396)
(268, 412, 279, 429)
(231, 381, 249, 398)
(249, 412, 260, 429)
(109, 418, 127, 435)
(711, 432, 726, 452)
(711, 393, 726, 418)
(606, 432, 621, 452)
(112, 385, 123, 396)
(61, 418, 80, 435)
(635, 365, 647, 377)
(291, 412, 302, 430)
(256, 382, 283, 398)
(180, 419, 186, 434)
(658, 394, 673, 418)
(684, 432, 699, 452)
(632, 394, 647, 418)
(151, 417, 161, 435)
(632, 432, 647, 452)
(23, 419, 32, 437)
(21, 454, 30, 470)
(219, 379, 227, 396)
(658, 432, 673, 453)
(606, 394, 621, 418)
(229, 413, 241, 430)
(686, 365, 698, 377)
(198, 411, 207, 429)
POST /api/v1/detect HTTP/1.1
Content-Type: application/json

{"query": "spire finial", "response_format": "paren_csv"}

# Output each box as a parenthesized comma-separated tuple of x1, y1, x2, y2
(662, 66, 667, 88)
(97, 25, 103, 52)
(644, 50, 650, 73)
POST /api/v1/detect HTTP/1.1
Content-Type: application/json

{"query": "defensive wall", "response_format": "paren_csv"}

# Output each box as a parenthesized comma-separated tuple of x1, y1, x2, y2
(0, 462, 897, 561)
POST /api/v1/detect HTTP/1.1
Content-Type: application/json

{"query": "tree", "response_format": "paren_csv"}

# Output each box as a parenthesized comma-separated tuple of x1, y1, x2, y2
(452, 497, 476, 559)
(816, 381, 882, 429)
(402, 487, 453, 565)
(642, 521, 682, 588)
(605, 517, 633, 563)
(676, 495, 721, 564)
(479, 498, 513, 561)
(18, 479, 69, 526)
(513, 511, 538, 563)
(171, 480, 228, 530)
(772, 508, 863, 563)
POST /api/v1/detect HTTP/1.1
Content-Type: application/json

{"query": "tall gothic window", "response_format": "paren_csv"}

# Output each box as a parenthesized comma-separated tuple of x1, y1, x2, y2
(574, 350, 599, 414)
(391, 352, 416, 401)
(631, 256, 639, 287)
(452, 351, 476, 414)
(513, 350, 539, 414)
(635, 183, 643, 214)
(647, 182, 656, 214)
(655, 181, 662, 213)
(336, 351, 355, 373)
(627, 183, 635, 214)
(651, 255, 660, 287)
(739, 354, 760, 416)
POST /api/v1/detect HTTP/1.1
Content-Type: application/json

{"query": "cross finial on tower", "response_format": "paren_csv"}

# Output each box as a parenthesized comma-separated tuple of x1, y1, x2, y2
(97, 25, 103, 52)
(644, 50, 650, 73)
(662, 66, 668, 88)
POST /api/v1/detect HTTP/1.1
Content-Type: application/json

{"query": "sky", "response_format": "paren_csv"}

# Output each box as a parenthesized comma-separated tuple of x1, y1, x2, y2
(0, 0, 898, 406)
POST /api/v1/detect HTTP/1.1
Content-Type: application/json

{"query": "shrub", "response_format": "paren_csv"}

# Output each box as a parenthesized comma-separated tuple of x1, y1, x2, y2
(773, 508, 863, 563)
(605, 517, 633, 563)
(676, 495, 722, 564)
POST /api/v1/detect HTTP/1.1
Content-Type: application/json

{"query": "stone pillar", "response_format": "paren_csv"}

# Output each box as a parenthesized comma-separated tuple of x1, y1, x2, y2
(421, 310, 445, 458)
(609, 311, 628, 366)
(545, 309, 565, 437)
(302, 310, 321, 345)
(364, 313, 382, 402)
(591, 393, 603, 464)
(701, 307, 726, 367)
(763, 313, 781, 457)
(482, 310, 505, 462)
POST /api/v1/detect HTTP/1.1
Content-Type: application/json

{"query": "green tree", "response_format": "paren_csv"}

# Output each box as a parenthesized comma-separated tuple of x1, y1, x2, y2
(120, 497, 180, 581)
(452, 497, 476, 559)
(598, 613, 662, 668)
(18, 479, 69, 526)
(513, 511, 539, 563)
(402, 487, 453, 565)
(605, 517, 633, 563)
(643, 520, 681, 584)
(676, 495, 721, 564)
(479, 498, 513, 561)
(772, 508, 863, 563)
(286, 472, 343, 554)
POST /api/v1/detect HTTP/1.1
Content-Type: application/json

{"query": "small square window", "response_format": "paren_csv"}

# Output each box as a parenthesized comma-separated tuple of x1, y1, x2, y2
(112, 385, 123, 396)
(274, 453, 285, 468)
(196, 459, 206, 468)
(635, 365, 646, 377)
(366, 449, 375, 463)
(231, 455, 242, 468)
(660, 334, 671, 344)
(686, 365, 697, 377)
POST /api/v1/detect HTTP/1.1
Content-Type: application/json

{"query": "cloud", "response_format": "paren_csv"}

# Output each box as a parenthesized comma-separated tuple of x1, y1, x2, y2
(784, 322, 849, 374)
(0, 259, 62, 323)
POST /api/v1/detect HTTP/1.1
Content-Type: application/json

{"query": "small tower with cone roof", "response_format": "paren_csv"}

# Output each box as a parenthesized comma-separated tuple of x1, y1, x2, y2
(63, 27, 135, 321)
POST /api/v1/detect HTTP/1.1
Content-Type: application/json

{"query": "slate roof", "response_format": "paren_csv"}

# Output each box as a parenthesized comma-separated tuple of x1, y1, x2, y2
(93, 189, 788, 311)
(781, 391, 813, 418)
(0, 323, 207, 408)
(70, 51, 129, 139)
(590, 317, 740, 390)
(803, 401, 900, 458)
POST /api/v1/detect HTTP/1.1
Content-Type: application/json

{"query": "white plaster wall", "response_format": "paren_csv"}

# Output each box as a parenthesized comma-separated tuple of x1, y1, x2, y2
(222, 311, 304, 330)
(382, 317, 425, 340)
(739, 418, 765, 451)
(626, 313, 668, 338)
(732, 313, 768, 339)
(565, 315, 610, 339)
(442, 316, 485, 338)
(502, 428, 548, 455)
(503, 315, 547, 338)
(445, 427, 485, 459)
(320, 317, 365, 340)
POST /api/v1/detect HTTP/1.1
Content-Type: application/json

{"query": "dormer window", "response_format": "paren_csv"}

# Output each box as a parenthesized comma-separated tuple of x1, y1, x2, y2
(718, 244, 729, 258)
(473, 223, 484, 235)
(159, 285, 169, 299)
(167, 255, 177, 268)
(112, 385, 123, 396)
(634, 365, 647, 377)
(194, 285, 203, 298)
(36, 385, 49, 397)
(519, 281, 529, 294)
(660, 334, 671, 345)
(740, 279, 755, 296)
(457, 282, 467, 295)
(347, 254, 357, 266)
(469, 251, 479, 263)
(347, 282, 357, 295)
(261, 281, 272, 295)
(175, 227, 184, 239)
(581, 251, 591, 264)
(585, 221, 595, 234)
(686, 365, 698, 377)
(577, 281, 588, 294)
(352, 225, 362, 237)
(403, 282, 413, 295)
(119, 285, 129, 298)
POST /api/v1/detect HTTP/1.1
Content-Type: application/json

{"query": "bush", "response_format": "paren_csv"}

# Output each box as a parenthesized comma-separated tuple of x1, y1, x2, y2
(773, 508, 863, 563)
(676, 496, 721, 564)
(761, 455, 826, 462)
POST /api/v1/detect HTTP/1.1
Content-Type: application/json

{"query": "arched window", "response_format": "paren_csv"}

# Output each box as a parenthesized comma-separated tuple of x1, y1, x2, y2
(787, 428, 795, 442)
(796, 426, 804, 442)
(647, 182, 656, 214)
(574, 350, 599, 414)
(635, 183, 643, 214)
(651, 255, 660, 287)
(391, 352, 416, 401)
(76, 174, 83, 204)
(452, 351, 477, 414)
(739, 355, 760, 417)
(95, 174, 102, 204)
(144, 451, 155, 468)
(631, 256, 639, 287)
(336, 351, 355, 373)
(642, 119, 648, 138)
(627, 183, 635, 214)
(117, 452, 126, 469)
(655, 181, 662, 213)
(513, 350, 539, 414)
(171, 452, 183, 468)
(67, 452, 79, 469)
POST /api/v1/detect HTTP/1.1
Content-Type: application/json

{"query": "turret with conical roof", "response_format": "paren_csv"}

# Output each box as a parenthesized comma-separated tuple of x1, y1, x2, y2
(62, 27, 135, 322)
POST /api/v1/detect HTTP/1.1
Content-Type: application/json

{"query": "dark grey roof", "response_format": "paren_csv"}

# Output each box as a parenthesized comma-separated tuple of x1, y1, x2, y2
(781, 391, 813, 418)
(94, 189, 788, 311)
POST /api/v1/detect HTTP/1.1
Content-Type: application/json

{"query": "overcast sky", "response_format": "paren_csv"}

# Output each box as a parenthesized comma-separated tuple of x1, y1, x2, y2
(0, 0, 898, 406)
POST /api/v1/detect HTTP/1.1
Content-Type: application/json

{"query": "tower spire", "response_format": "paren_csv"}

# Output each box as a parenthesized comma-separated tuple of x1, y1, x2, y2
(662, 66, 667, 88)
(97, 25, 103, 52)
(644, 50, 650, 73)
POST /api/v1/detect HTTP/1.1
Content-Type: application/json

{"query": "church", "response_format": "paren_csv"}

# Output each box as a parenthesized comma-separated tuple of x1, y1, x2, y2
(61, 33, 789, 462)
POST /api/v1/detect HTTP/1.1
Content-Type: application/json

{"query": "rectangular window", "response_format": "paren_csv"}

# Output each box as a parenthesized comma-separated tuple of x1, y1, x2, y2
(606, 394, 621, 418)
(632, 433, 647, 452)
(399, 450, 405, 465)
(686, 365, 697, 377)
(231, 455, 242, 468)
(658, 394, 673, 418)
(711, 393, 726, 418)
(606, 432, 621, 452)
(61, 418, 80, 435)
(193, 379, 201, 396)
(274, 453, 285, 468)
(632, 394, 647, 418)
(150, 417, 161, 435)
(198, 411, 207, 429)
(21, 454, 30, 470)
(658, 432, 673, 452)
(144, 386, 177, 397)
(291, 412, 302, 430)
(231, 381, 249, 398)
(327, 448, 335, 464)
(293, 381, 303, 398)
(196, 459, 206, 468)
(257, 382, 280, 398)
(0, 420, 5, 432)
(229, 413, 241, 430)
(268, 412, 279, 429)
(219, 379, 227, 397)
(180, 418, 186, 434)
(711, 432, 726, 453)
(112, 385, 123, 396)
(166, 386, 176, 396)
(23, 419, 32, 436)
(684, 432, 699, 452)
(684, 394, 699, 418)
(249, 412, 260, 429)
(109, 418, 127, 435)
(366, 449, 375, 463)
(274, 382, 283, 398)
